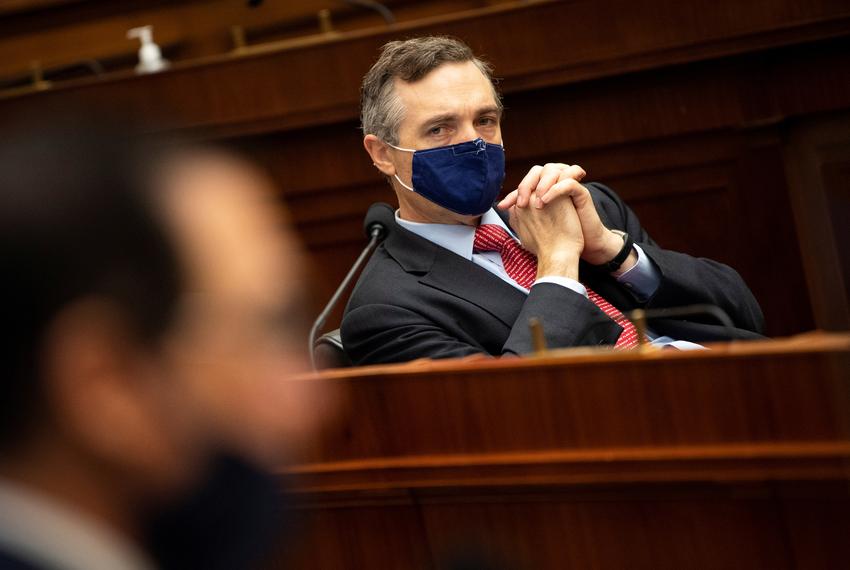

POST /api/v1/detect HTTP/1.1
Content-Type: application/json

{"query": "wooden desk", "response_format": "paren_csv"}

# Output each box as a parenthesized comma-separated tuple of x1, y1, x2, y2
(276, 334, 850, 569)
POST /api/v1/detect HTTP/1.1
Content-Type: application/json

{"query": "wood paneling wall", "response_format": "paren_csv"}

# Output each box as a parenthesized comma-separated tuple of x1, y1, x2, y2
(2, 0, 849, 337)
(0, 0, 509, 86)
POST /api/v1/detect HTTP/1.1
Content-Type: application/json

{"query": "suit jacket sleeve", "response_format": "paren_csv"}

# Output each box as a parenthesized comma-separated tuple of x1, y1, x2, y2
(342, 284, 623, 365)
(589, 182, 765, 333)
(342, 183, 764, 365)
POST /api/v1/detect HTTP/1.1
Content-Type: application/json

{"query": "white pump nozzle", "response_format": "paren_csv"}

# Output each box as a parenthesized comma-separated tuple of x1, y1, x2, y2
(127, 25, 170, 74)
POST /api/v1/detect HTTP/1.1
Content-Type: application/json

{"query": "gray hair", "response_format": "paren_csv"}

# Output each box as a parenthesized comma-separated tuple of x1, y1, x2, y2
(360, 36, 501, 145)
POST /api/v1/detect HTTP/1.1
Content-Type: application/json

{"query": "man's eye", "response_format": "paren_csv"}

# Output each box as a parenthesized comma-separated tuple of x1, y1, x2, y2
(428, 126, 444, 136)
(478, 117, 497, 126)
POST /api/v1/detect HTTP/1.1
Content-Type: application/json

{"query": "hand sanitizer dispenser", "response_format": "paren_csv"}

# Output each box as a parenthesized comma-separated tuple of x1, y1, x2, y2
(127, 25, 170, 74)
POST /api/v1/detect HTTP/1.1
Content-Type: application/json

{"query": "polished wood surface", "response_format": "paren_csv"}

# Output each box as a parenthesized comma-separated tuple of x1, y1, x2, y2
(274, 335, 850, 569)
(0, 0, 509, 85)
(2, 0, 849, 337)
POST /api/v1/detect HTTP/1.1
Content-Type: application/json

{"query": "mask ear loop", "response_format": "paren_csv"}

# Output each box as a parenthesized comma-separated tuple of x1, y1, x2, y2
(384, 140, 416, 192)
(385, 141, 417, 153)
(393, 174, 415, 192)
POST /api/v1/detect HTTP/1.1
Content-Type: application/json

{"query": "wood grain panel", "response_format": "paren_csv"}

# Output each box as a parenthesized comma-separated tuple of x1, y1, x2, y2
(780, 482, 850, 568)
(0, 0, 505, 83)
(784, 114, 850, 331)
(419, 489, 793, 570)
(269, 336, 850, 569)
(4, 0, 850, 130)
(279, 501, 433, 570)
(291, 337, 850, 465)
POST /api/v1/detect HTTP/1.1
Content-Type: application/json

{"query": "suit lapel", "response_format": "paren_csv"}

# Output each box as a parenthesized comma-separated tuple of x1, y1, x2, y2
(383, 216, 526, 328)
(420, 248, 527, 328)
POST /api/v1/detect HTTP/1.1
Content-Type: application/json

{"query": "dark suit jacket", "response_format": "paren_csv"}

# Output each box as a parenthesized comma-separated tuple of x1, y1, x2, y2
(0, 549, 43, 570)
(341, 183, 764, 365)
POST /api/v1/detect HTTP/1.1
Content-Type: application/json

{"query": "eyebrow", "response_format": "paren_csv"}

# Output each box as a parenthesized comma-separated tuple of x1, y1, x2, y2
(419, 106, 503, 127)
(420, 113, 458, 127)
(476, 106, 503, 117)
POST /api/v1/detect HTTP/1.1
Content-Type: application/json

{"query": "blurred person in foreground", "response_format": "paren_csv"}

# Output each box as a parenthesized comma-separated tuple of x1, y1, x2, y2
(341, 36, 764, 365)
(0, 117, 327, 569)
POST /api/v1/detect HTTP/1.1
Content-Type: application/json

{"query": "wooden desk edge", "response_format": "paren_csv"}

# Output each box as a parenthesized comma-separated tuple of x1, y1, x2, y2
(280, 442, 850, 501)
(298, 332, 850, 381)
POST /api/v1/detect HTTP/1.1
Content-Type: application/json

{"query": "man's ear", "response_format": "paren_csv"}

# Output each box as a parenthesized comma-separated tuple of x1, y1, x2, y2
(42, 299, 172, 473)
(363, 135, 396, 177)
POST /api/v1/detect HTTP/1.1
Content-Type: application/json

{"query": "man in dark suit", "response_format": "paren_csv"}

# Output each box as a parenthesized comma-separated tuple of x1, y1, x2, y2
(0, 118, 326, 569)
(341, 36, 763, 365)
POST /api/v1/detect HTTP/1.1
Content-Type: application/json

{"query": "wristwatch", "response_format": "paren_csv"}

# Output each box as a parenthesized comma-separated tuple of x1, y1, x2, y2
(594, 229, 634, 273)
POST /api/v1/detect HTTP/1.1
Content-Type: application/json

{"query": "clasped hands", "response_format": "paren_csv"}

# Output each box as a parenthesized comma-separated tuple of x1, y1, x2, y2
(497, 163, 636, 281)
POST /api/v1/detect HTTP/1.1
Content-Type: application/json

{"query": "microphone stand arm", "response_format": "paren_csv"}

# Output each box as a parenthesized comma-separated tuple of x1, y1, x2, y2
(309, 225, 384, 370)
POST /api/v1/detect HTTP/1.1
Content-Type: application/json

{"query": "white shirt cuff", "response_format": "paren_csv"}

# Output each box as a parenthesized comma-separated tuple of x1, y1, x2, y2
(533, 276, 588, 297)
(613, 244, 660, 301)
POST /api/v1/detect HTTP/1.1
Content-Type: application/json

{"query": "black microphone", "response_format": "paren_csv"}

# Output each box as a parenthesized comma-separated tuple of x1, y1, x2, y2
(308, 203, 393, 370)
(362, 201, 394, 241)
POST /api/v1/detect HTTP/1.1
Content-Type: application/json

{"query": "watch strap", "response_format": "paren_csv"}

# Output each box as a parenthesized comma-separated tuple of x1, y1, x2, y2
(594, 230, 634, 273)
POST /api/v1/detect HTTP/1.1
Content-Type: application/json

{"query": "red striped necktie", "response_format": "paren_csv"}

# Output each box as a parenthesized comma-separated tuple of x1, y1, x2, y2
(473, 223, 639, 349)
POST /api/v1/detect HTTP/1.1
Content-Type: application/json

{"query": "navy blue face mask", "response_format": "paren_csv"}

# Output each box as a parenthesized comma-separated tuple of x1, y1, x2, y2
(388, 137, 505, 216)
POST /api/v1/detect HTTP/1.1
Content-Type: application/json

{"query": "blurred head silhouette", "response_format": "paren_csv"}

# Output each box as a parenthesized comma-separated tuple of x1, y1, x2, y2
(0, 113, 324, 569)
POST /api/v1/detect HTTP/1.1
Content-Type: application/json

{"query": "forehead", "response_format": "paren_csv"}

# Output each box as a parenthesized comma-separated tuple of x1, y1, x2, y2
(159, 155, 301, 306)
(394, 60, 498, 122)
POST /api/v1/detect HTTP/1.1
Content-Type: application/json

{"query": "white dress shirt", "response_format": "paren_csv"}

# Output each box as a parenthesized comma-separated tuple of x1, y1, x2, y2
(396, 208, 704, 350)
(0, 478, 154, 570)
